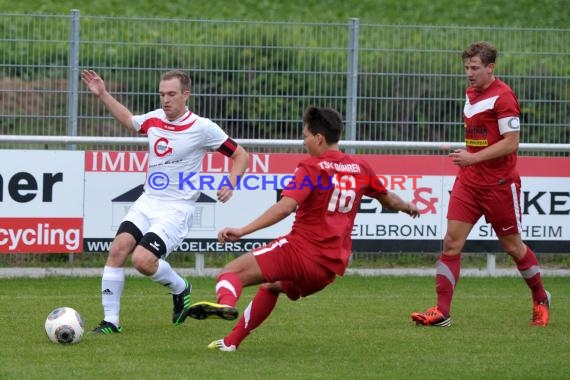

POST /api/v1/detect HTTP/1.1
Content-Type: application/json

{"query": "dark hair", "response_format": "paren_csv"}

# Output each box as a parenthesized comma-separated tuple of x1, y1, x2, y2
(160, 70, 191, 92)
(302, 106, 344, 144)
(462, 41, 497, 66)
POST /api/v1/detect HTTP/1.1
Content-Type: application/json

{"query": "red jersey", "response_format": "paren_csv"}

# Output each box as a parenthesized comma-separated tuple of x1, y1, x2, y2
(460, 78, 520, 187)
(281, 150, 388, 275)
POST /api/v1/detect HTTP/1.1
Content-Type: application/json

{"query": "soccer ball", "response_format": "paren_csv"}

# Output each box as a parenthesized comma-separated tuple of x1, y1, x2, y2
(44, 307, 84, 344)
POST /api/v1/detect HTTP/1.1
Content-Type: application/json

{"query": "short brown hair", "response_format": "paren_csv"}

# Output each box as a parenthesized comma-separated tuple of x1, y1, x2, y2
(462, 41, 497, 66)
(161, 70, 191, 92)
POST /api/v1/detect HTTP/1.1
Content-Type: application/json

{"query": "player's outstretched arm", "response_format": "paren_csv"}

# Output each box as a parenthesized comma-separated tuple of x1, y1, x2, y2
(81, 69, 134, 130)
(218, 196, 298, 242)
(376, 192, 420, 218)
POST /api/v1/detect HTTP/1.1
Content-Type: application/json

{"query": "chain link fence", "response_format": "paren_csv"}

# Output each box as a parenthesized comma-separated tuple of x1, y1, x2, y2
(1, 11, 569, 154)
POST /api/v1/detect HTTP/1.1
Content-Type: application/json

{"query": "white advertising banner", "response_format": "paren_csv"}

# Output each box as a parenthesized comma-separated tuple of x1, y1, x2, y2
(83, 151, 570, 253)
(0, 150, 84, 253)
(3, 149, 566, 254)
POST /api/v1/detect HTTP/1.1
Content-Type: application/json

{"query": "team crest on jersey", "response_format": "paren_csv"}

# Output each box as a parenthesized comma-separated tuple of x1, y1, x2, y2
(154, 137, 173, 157)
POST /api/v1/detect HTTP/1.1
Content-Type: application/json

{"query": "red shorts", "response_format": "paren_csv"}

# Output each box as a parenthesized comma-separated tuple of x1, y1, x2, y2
(447, 178, 522, 237)
(252, 236, 337, 301)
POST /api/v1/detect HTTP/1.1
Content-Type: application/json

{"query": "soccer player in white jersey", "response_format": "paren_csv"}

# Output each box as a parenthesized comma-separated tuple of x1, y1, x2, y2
(411, 42, 550, 327)
(81, 69, 249, 334)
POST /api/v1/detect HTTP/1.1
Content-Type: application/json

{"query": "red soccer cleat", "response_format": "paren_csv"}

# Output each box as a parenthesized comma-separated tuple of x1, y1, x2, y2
(531, 290, 551, 327)
(411, 306, 451, 327)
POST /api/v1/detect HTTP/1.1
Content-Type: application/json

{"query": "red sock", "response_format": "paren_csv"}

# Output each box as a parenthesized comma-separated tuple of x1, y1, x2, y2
(225, 286, 279, 348)
(436, 253, 461, 317)
(216, 272, 243, 307)
(515, 247, 547, 302)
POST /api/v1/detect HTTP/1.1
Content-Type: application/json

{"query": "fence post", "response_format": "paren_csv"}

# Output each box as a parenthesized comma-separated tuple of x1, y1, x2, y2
(195, 253, 205, 276)
(486, 253, 496, 277)
(346, 18, 359, 154)
(67, 9, 80, 150)
(67, 9, 80, 263)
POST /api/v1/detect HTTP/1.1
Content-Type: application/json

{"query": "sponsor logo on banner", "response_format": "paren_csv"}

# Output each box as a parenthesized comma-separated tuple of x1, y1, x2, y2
(82, 151, 570, 253)
(0, 150, 85, 253)
(85, 150, 273, 173)
(0, 218, 83, 253)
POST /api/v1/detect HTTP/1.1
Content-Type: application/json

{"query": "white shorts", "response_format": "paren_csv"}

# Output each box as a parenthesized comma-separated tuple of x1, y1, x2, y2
(123, 192, 195, 256)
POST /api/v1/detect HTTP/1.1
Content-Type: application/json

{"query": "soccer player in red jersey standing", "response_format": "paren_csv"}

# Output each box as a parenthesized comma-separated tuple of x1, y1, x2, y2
(411, 41, 550, 327)
(187, 106, 420, 351)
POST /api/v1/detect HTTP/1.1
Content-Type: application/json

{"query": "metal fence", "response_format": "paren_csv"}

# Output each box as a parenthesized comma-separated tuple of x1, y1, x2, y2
(1, 11, 569, 153)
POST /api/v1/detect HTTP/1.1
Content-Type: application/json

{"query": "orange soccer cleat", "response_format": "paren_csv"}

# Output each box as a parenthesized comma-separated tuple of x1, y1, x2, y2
(531, 290, 551, 327)
(411, 306, 451, 327)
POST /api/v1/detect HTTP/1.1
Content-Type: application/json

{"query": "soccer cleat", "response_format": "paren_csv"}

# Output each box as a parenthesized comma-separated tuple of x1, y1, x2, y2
(187, 301, 238, 321)
(411, 306, 451, 327)
(89, 320, 123, 335)
(208, 339, 237, 352)
(172, 279, 192, 325)
(531, 290, 551, 327)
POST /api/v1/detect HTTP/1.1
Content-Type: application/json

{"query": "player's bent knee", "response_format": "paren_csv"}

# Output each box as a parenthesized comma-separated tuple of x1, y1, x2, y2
(261, 282, 283, 294)
(109, 232, 138, 261)
(131, 249, 159, 275)
(442, 237, 464, 254)
(279, 282, 301, 301)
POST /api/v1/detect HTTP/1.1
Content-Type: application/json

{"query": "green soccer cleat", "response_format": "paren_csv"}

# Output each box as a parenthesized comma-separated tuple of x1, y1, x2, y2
(89, 320, 123, 335)
(172, 279, 192, 325)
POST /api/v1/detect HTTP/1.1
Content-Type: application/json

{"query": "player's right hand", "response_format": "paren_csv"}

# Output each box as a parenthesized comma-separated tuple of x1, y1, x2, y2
(218, 227, 244, 243)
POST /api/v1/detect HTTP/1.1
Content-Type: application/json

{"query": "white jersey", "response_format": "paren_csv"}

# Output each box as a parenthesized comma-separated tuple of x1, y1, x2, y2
(132, 108, 229, 201)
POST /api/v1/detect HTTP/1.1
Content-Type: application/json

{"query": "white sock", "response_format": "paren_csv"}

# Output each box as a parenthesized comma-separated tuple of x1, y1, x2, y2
(101, 266, 125, 326)
(151, 259, 186, 294)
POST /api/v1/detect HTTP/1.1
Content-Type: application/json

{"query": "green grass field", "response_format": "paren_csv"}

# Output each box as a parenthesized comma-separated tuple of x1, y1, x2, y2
(1, 275, 568, 379)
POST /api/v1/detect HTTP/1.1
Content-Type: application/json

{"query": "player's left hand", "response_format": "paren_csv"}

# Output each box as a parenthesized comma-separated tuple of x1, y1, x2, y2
(404, 202, 420, 218)
(216, 187, 233, 203)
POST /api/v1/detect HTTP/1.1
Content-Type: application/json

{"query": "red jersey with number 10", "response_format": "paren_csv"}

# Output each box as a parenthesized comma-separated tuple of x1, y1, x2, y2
(281, 150, 388, 275)
(460, 78, 520, 187)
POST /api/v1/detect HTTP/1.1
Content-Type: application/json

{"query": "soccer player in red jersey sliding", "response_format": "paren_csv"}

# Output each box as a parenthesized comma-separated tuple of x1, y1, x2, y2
(187, 106, 420, 351)
(411, 41, 550, 327)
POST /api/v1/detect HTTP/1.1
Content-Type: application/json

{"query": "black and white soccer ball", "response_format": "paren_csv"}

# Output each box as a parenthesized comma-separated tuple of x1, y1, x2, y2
(45, 307, 84, 344)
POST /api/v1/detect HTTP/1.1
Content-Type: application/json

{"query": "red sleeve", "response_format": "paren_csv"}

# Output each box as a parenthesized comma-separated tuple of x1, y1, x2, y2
(362, 161, 388, 198)
(281, 164, 313, 204)
(495, 90, 520, 119)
